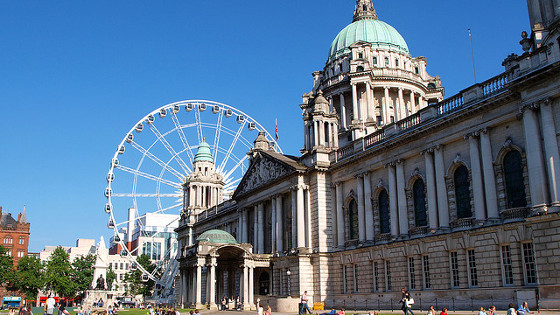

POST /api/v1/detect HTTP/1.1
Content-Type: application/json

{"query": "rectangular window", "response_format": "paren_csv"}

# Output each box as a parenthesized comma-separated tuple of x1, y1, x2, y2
(120, 263, 124, 270)
(373, 261, 379, 292)
(126, 263, 129, 270)
(385, 260, 392, 292)
(522, 243, 538, 285)
(19, 237, 24, 245)
(422, 255, 431, 289)
(17, 251, 24, 258)
(373, 57, 378, 65)
(468, 249, 478, 287)
(501, 245, 514, 285)
(342, 265, 348, 294)
(408, 257, 416, 290)
(358, 52, 364, 59)
(395, 59, 400, 67)
(7, 250, 12, 256)
(353, 264, 359, 292)
(450, 251, 460, 288)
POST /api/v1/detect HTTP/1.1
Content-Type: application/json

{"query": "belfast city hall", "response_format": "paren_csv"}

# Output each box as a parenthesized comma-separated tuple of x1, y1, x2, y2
(174, 0, 560, 311)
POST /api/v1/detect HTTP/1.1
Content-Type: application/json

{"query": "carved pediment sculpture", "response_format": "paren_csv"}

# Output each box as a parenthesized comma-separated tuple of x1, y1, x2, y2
(234, 153, 295, 197)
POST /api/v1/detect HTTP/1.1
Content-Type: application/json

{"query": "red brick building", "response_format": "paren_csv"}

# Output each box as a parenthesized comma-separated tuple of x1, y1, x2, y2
(0, 206, 30, 266)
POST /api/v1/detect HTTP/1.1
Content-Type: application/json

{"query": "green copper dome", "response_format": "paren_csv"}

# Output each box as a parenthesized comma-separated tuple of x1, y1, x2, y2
(328, 19, 410, 61)
(196, 229, 238, 244)
(194, 140, 214, 163)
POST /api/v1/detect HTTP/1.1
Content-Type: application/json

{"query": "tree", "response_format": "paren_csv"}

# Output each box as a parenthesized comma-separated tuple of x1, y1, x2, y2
(12, 255, 45, 300)
(0, 245, 15, 287)
(44, 246, 76, 297)
(106, 265, 116, 291)
(71, 254, 96, 298)
(124, 254, 156, 297)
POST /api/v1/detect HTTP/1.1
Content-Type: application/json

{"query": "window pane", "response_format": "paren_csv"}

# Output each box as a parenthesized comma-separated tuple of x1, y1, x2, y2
(501, 245, 514, 285)
(349, 199, 359, 240)
(408, 257, 416, 290)
(413, 179, 427, 227)
(523, 243, 537, 284)
(450, 252, 460, 288)
(379, 190, 390, 234)
(468, 250, 478, 287)
(423, 255, 431, 289)
(504, 151, 527, 208)
(454, 165, 472, 218)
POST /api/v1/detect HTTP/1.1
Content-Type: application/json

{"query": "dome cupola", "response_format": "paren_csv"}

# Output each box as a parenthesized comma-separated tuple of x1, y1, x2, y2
(194, 140, 214, 163)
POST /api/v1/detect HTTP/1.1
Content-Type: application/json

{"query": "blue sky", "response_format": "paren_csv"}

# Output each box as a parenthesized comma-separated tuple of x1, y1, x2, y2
(0, 0, 529, 252)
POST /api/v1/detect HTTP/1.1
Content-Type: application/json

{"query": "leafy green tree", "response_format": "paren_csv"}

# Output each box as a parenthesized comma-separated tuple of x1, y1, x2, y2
(12, 255, 44, 300)
(0, 245, 15, 286)
(71, 254, 96, 297)
(106, 265, 116, 291)
(44, 246, 76, 297)
(124, 254, 156, 297)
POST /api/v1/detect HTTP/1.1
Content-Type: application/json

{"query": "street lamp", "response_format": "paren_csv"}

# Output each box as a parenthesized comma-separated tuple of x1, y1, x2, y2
(286, 269, 291, 297)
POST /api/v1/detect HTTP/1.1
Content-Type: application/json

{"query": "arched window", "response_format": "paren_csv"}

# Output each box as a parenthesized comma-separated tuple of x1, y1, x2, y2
(348, 199, 359, 240)
(378, 190, 390, 234)
(356, 66, 364, 72)
(413, 179, 427, 227)
(504, 150, 527, 208)
(454, 165, 472, 218)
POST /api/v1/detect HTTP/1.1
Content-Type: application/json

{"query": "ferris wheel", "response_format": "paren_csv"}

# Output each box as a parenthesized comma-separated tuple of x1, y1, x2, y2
(104, 100, 281, 298)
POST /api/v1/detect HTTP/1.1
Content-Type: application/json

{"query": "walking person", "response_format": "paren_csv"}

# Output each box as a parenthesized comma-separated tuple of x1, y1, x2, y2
(427, 306, 436, 315)
(403, 291, 414, 315)
(517, 301, 533, 315)
(299, 291, 311, 315)
(507, 303, 517, 315)
(46, 295, 56, 315)
(400, 288, 407, 314)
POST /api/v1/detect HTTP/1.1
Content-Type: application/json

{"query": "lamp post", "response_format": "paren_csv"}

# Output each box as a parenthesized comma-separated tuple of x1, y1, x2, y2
(286, 269, 291, 297)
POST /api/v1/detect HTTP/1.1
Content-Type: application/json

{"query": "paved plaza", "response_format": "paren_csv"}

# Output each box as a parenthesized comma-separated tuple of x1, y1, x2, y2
(193, 309, 558, 315)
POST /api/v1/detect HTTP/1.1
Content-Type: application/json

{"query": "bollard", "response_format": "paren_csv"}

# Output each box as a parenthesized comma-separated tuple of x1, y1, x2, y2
(390, 298, 393, 312)
(435, 298, 438, 310)
(419, 297, 422, 310)
(452, 297, 455, 312)
(471, 297, 473, 313)
(377, 299, 380, 312)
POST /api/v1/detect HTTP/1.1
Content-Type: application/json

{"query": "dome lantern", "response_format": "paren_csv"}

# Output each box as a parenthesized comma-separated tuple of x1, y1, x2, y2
(353, 0, 378, 22)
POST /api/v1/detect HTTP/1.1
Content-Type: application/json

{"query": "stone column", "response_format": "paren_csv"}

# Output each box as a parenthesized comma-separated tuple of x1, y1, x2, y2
(329, 96, 333, 114)
(291, 188, 297, 248)
(335, 182, 345, 248)
(423, 149, 439, 229)
(366, 82, 372, 119)
(253, 205, 258, 248)
(340, 93, 347, 130)
(257, 202, 265, 253)
(356, 174, 366, 242)
(398, 88, 405, 119)
(195, 263, 202, 306)
(467, 133, 486, 221)
(523, 105, 549, 210)
(276, 196, 283, 252)
(396, 160, 408, 235)
(305, 188, 312, 249)
(434, 146, 449, 228)
(313, 121, 319, 148)
(540, 100, 560, 206)
(237, 211, 243, 243)
(383, 86, 390, 124)
(297, 185, 306, 248)
(242, 264, 249, 308)
(352, 83, 359, 121)
(248, 266, 254, 306)
(333, 123, 339, 148)
(209, 256, 217, 309)
(387, 163, 399, 236)
(479, 129, 499, 219)
(364, 172, 374, 240)
(271, 197, 277, 252)
(410, 91, 416, 114)
(243, 209, 249, 243)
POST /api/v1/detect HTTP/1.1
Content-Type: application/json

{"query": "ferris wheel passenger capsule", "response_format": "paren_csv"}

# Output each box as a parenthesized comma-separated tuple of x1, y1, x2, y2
(118, 145, 125, 155)
(159, 108, 167, 118)
(105, 203, 112, 213)
(141, 274, 150, 282)
(131, 263, 138, 270)
(111, 158, 119, 167)
(248, 122, 256, 130)
(199, 103, 207, 112)
(237, 115, 245, 123)
(225, 109, 233, 117)
(120, 249, 128, 257)
(104, 188, 113, 197)
(212, 105, 220, 114)
(107, 218, 115, 229)
(135, 123, 143, 132)
(147, 115, 155, 124)
(126, 133, 134, 143)
(113, 234, 121, 243)
(185, 103, 194, 112)
(106, 172, 114, 182)
(172, 105, 180, 113)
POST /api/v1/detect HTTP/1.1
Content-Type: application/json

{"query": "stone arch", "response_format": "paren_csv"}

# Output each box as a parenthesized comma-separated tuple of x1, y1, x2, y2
(494, 140, 530, 211)
(344, 191, 359, 243)
(445, 157, 475, 224)
(405, 169, 428, 230)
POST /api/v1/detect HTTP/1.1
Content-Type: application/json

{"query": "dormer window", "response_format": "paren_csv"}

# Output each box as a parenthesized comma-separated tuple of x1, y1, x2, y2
(358, 52, 363, 59)
(415, 67, 419, 74)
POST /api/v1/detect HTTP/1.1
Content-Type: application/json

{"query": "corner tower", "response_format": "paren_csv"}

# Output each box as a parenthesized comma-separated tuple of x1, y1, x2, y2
(306, 0, 444, 147)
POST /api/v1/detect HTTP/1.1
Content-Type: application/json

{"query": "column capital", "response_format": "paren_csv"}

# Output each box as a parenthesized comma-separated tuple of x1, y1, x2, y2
(396, 158, 404, 164)
(420, 147, 434, 155)
(464, 131, 480, 139)
(383, 86, 390, 90)
(333, 181, 343, 187)
(354, 173, 365, 179)
(384, 161, 396, 168)
(479, 127, 491, 135)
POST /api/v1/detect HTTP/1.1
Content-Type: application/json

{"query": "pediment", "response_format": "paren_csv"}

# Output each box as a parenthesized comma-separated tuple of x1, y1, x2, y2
(233, 152, 299, 198)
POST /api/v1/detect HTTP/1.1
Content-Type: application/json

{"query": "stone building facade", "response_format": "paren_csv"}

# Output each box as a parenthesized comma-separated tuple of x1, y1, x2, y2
(0, 206, 30, 300)
(176, 0, 560, 311)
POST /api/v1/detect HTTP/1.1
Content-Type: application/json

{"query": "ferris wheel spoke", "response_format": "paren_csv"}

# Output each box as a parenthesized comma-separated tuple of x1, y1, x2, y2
(129, 141, 185, 181)
(218, 121, 246, 173)
(115, 165, 182, 189)
(195, 106, 204, 143)
(171, 112, 195, 164)
(223, 154, 249, 181)
(224, 177, 242, 190)
(148, 123, 192, 174)
(212, 109, 224, 161)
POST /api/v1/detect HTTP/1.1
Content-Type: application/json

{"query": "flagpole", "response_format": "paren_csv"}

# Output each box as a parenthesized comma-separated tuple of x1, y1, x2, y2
(468, 28, 477, 84)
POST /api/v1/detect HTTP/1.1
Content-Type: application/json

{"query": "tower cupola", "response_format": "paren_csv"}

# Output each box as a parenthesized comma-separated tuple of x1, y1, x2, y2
(353, 0, 378, 22)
